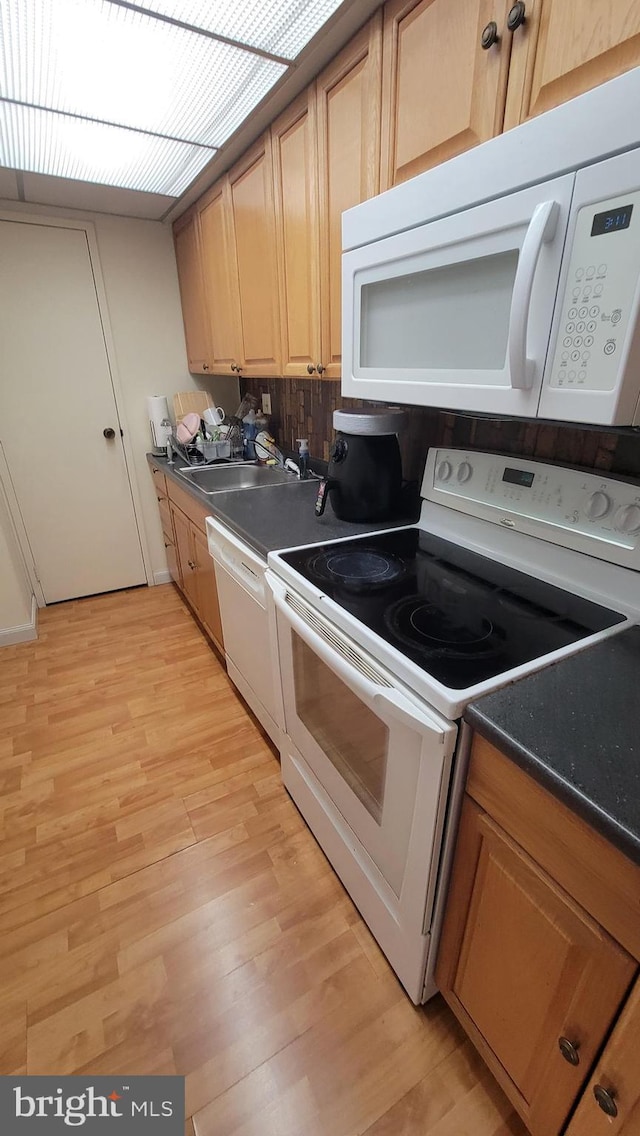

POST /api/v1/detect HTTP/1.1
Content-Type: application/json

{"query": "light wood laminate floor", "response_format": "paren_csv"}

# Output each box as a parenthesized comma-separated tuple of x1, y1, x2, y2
(0, 584, 526, 1136)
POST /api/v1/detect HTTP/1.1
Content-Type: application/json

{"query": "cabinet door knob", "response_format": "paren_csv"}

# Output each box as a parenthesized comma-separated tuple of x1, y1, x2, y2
(481, 20, 500, 48)
(507, 1, 526, 30)
(188, 559, 196, 570)
(558, 1037, 580, 1066)
(103, 427, 116, 439)
(203, 362, 209, 371)
(230, 363, 237, 372)
(316, 362, 325, 375)
(306, 364, 316, 374)
(593, 1085, 618, 1118)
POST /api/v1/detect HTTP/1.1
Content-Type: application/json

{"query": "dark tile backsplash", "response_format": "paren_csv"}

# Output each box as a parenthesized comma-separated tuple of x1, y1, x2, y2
(241, 376, 640, 484)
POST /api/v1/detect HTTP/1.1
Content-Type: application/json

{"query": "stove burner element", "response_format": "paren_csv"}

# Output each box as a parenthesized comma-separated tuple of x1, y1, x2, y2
(307, 547, 406, 590)
(385, 595, 497, 655)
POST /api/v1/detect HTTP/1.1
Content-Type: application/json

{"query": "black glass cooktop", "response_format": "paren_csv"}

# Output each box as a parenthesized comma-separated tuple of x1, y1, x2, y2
(279, 528, 625, 689)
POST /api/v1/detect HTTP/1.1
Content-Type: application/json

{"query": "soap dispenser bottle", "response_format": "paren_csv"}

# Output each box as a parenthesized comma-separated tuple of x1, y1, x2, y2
(296, 439, 310, 480)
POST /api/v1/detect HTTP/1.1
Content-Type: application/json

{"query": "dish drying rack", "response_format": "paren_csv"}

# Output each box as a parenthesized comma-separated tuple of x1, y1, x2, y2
(168, 432, 232, 466)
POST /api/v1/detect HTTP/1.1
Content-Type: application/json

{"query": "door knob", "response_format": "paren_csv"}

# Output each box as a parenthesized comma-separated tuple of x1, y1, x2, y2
(306, 364, 316, 374)
(593, 1085, 618, 1117)
(558, 1037, 580, 1066)
(507, 1, 526, 31)
(103, 427, 116, 439)
(481, 21, 500, 48)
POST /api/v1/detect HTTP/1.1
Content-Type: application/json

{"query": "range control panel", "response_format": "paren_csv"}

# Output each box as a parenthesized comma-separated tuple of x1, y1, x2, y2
(425, 449, 640, 568)
(549, 189, 640, 391)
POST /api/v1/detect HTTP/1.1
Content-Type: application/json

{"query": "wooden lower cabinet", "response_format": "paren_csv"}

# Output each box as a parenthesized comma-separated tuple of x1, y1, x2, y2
(566, 976, 640, 1135)
(436, 735, 639, 1136)
(149, 463, 224, 655)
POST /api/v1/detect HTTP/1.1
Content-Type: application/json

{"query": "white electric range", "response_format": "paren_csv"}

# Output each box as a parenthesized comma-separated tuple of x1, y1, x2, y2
(265, 448, 640, 1004)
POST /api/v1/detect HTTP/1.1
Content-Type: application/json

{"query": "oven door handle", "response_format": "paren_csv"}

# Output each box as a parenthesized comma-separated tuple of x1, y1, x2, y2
(508, 199, 559, 389)
(268, 573, 450, 740)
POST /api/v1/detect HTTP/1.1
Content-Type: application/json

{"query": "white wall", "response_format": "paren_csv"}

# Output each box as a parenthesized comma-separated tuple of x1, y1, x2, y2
(0, 476, 35, 644)
(0, 199, 240, 603)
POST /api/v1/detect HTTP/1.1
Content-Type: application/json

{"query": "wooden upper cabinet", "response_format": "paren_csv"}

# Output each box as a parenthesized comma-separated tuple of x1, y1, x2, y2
(504, 0, 640, 131)
(567, 976, 640, 1136)
(380, 0, 512, 190)
(228, 134, 281, 378)
(173, 211, 211, 374)
(436, 796, 636, 1136)
(316, 14, 382, 380)
(271, 89, 322, 379)
(198, 180, 242, 374)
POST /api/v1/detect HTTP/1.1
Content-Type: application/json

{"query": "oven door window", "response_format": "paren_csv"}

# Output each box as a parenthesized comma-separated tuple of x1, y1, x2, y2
(292, 631, 389, 823)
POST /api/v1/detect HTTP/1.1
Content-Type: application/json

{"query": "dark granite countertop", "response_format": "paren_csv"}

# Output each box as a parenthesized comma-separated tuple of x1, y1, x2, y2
(148, 453, 417, 560)
(465, 625, 640, 867)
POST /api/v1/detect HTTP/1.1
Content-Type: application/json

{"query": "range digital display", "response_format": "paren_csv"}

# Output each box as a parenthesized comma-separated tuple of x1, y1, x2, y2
(502, 467, 534, 488)
(591, 204, 633, 236)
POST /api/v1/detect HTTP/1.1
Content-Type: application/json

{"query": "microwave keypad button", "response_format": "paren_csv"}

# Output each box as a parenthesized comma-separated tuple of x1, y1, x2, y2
(574, 335, 584, 347)
(575, 267, 584, 280)
(576, 321, 586, 332)
(604, 339, 616, 355)
(563, 336, 573, 347)
(590, 305, 600, 317)
(582, 286, 592, 298)
(558, 372, 566, 384)
(611, 308, 622, 325)
(568, 307, 578, 319)
(594, 283, 604, 296)
(586, 265, 595, 278)
(571, 350, 581, 361)
(587, 320, 597, 332)
(597, 264, 607, 276)
(578, 305, 589, 318)
(578, 370, 586, 381)
(437, 460, 453, 482)
(565, 322, 575, 333)
(584, 335, 594, 347)
(582, 350, 591, 361)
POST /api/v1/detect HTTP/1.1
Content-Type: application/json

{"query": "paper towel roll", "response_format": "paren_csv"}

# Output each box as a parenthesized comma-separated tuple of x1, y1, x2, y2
(147, 395, 172, 453)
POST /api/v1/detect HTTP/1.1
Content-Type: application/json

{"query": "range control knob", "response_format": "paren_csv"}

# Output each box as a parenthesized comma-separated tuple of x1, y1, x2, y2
(584, 491, 612, 520)
(457, 461, 473, 484)
(437, 460, 453, 482)
(613, 503, 640, 535)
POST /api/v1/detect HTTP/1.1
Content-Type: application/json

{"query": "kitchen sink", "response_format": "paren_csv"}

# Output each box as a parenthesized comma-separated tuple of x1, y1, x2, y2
(178, 463, 296, 493)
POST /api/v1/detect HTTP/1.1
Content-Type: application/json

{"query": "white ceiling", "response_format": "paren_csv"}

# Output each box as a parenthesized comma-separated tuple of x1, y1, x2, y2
(0, 0, 383, 221)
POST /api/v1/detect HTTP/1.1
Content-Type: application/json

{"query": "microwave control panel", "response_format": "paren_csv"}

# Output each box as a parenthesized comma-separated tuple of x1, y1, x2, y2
(548, 187, 640, 391)
(425, 449, 640, 569)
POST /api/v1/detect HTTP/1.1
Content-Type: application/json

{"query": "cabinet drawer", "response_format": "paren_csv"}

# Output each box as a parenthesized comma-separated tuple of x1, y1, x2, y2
(467, 736, 640, 961)
(166, 477, 211, 532)
(157, 493, 173, 542)
(150, 462, 167, 496)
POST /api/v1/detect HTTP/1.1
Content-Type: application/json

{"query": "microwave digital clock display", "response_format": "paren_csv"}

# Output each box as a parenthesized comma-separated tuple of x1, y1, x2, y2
(591, 204, 633, 236)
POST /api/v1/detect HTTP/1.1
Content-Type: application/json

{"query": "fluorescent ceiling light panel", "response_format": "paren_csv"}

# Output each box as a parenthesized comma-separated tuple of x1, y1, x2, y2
(130, 0, 345, 60)
(0, 0, 287, 146)
(0, 102, 212, 194)
(0, 0, 346, 196)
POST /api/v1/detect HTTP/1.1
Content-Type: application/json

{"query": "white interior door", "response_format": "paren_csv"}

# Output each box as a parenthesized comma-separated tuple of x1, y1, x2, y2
(0, 219, 146, 603)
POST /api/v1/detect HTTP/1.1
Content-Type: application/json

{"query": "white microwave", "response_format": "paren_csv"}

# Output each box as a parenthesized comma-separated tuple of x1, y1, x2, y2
(342, 69, 640, 426)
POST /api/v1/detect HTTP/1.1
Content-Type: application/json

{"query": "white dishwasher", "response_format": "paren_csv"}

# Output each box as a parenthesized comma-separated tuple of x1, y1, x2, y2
(206, 517, 283, 747)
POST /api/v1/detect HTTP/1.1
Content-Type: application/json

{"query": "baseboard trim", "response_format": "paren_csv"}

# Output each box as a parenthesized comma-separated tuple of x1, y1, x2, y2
(0, 595, 38, 647)
(152, 569, 172, 585)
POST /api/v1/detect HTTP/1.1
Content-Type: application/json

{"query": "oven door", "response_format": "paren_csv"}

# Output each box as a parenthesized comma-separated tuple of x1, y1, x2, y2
(267, 571, 456, 1003)
(342, 174, 575, 417)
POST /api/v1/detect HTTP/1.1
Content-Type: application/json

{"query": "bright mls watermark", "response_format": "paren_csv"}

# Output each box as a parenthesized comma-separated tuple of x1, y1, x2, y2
(0, 1077, 184, 1133)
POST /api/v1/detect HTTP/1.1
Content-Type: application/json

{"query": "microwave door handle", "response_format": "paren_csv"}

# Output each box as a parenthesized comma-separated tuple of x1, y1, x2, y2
(507, 200, 559, 389)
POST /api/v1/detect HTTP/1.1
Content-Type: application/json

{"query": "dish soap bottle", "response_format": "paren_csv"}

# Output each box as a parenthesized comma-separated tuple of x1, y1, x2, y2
(296, 439, 310, 480)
